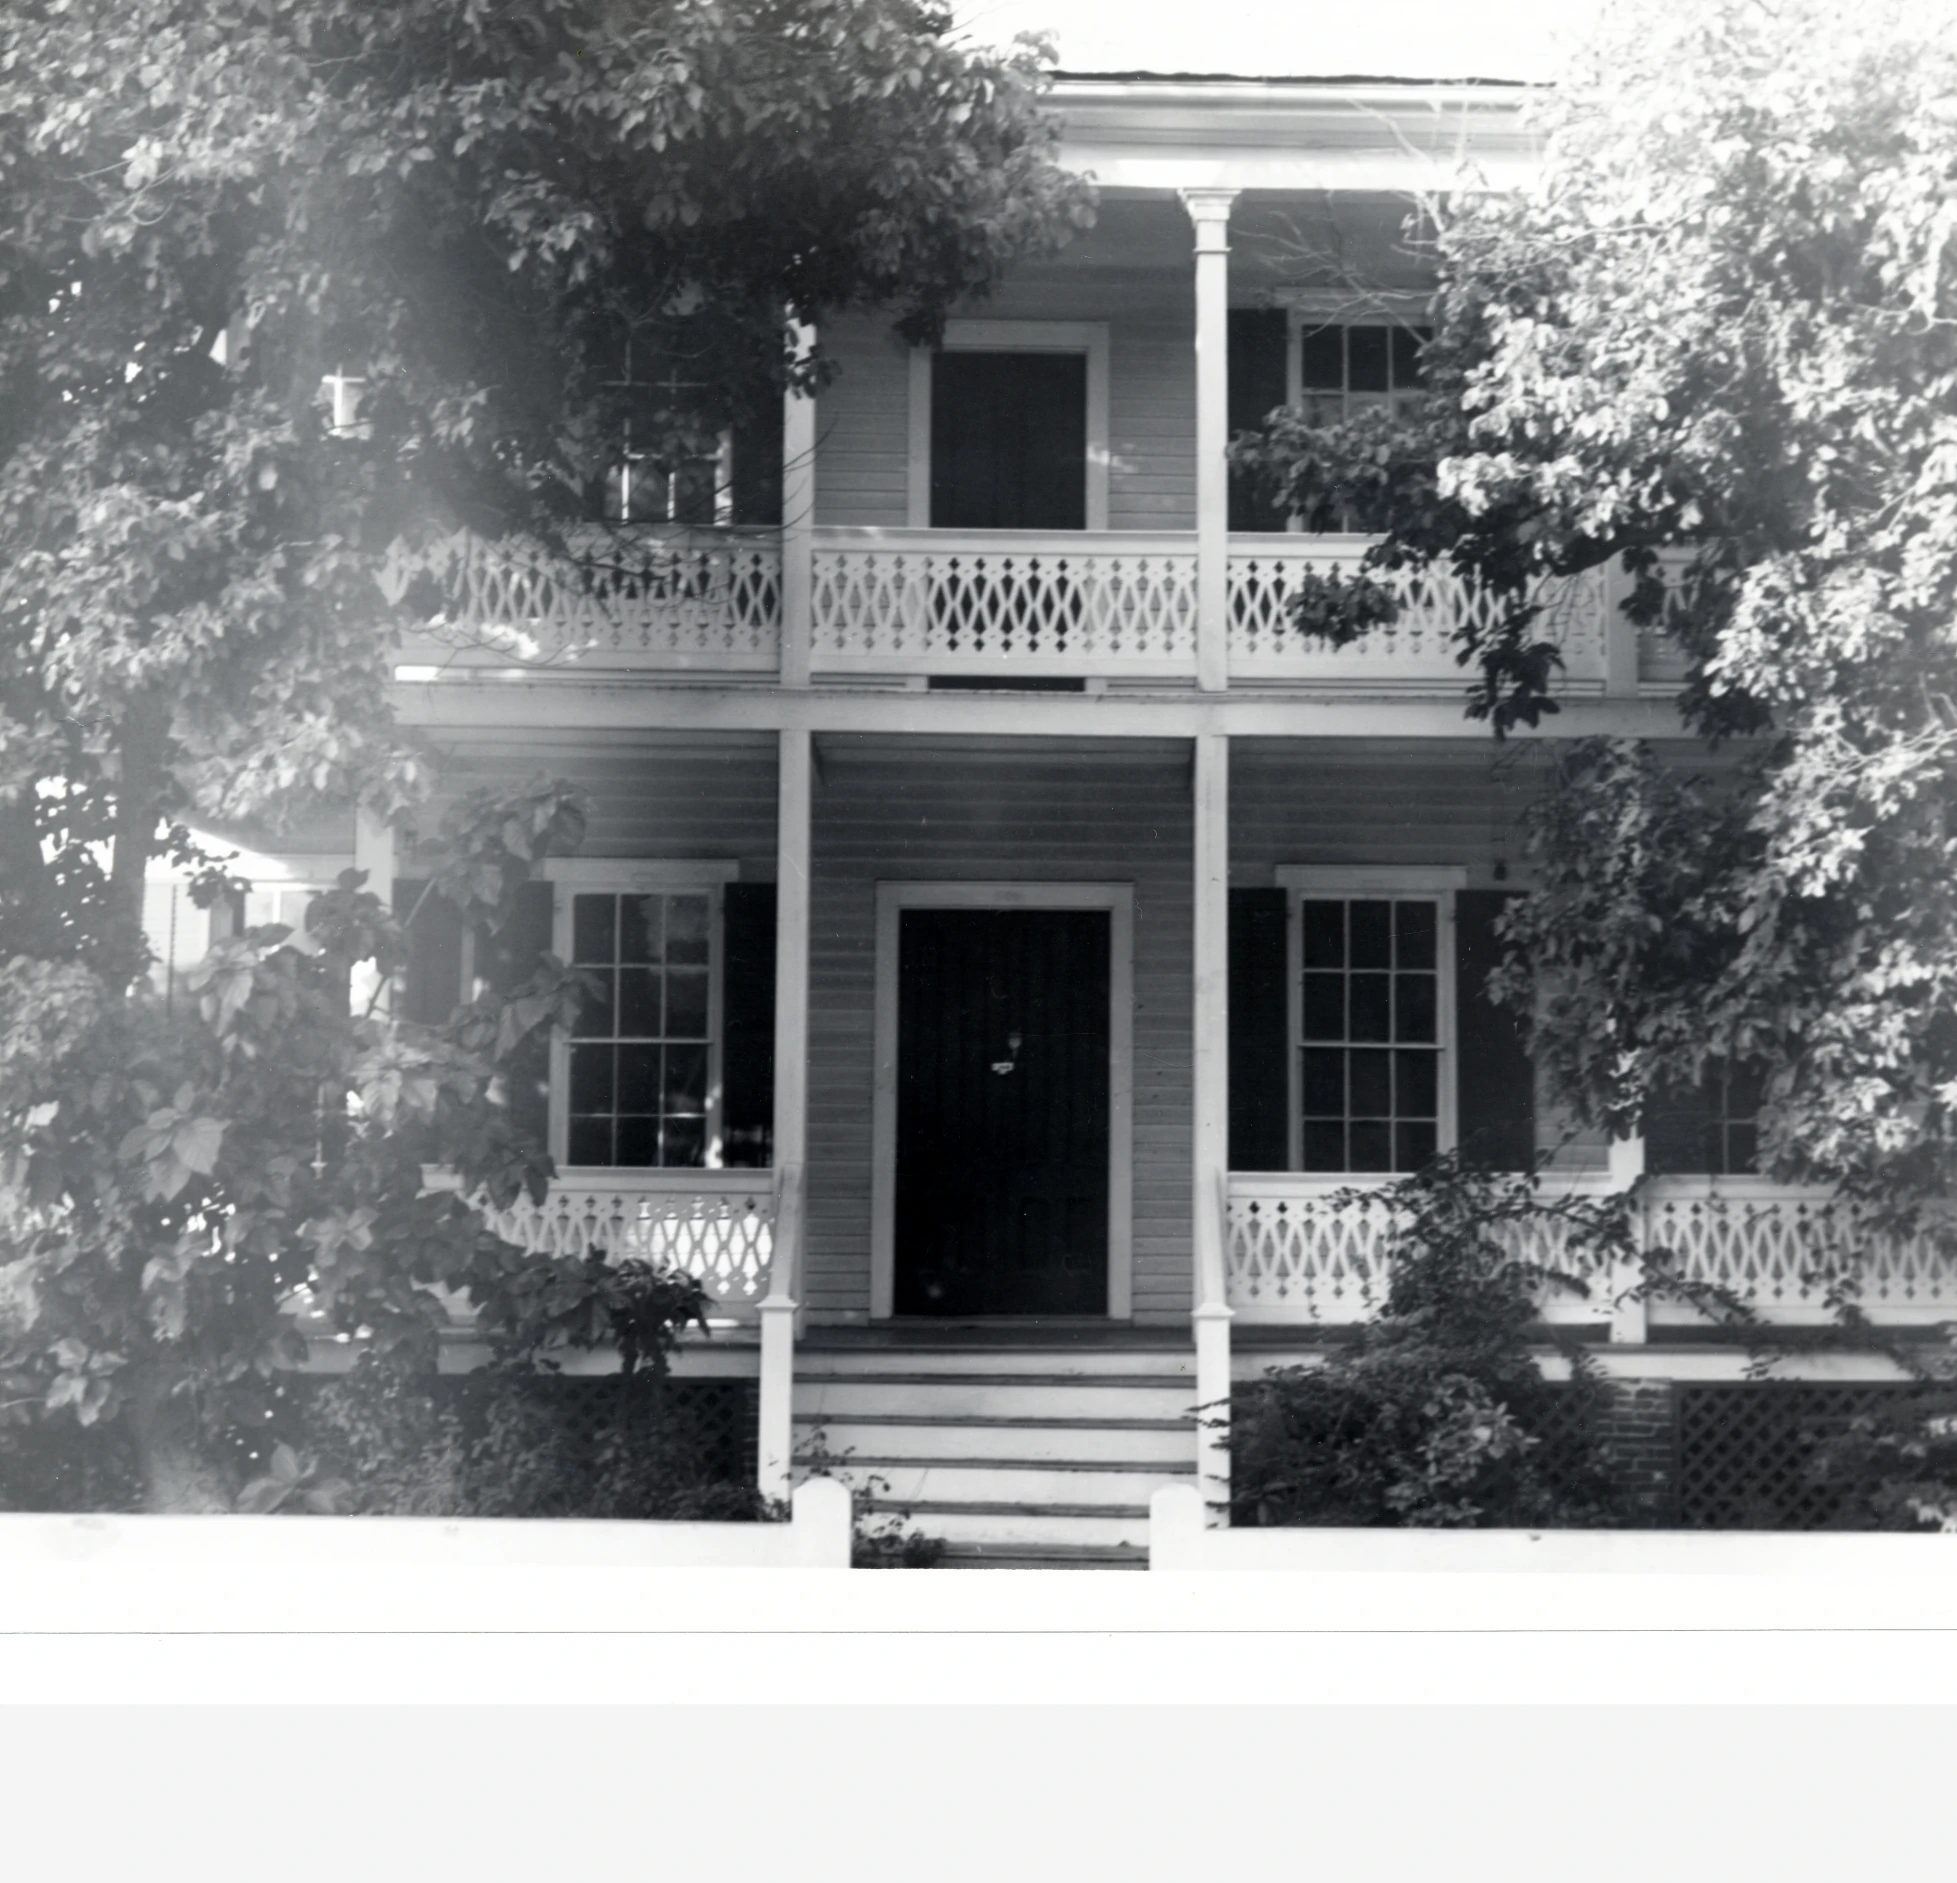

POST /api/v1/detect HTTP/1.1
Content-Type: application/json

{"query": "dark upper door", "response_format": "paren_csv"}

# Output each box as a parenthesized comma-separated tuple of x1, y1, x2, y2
(894, 908, 1111, 1316)
(930, 351, 1088, 530)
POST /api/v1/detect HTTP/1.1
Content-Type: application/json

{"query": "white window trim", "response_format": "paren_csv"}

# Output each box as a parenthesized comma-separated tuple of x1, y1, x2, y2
(1276, 866, 1468, 1176)
(869, 881, 1135, 1321)
(541, 860, 739, 1173)
(906, 319, 1112, 531)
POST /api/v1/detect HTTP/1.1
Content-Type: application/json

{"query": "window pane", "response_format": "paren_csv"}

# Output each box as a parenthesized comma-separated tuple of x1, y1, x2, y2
(1300, 325, 1344, 391)
(1302, 900, 1345, 968)
(1302, 1048, 1344, 1116)
(1396, 1049, 1438, 1118)
(569, 1044, 613, 1113)
(1394, 900, 1436, 968)
(1303, 1120, 1347, 1172)
(1349, 901, 1391, 969)
(616, 1045, 659, 1114)
(665, 968, 709, 1038)
(1349, 973, 1391, 1042)
(1390, 325, 1424, 391)
(1303, 973, 1345, 1041)
(1396, 1121, 1437, 1171)
(619, 895, 660, 964)
(614, 1115, 657, 1168)
(1349, 1120, 1393, 1172)
(1396, 973, 1437, 1043)
(1349, 1049, 1392, 1118)
(572, 968, 615, 1038)
(567, 1115, 612, 1166)
(1725, 1123, 1759, 1175)
(664, 1044, 709, 1112)
(572, 894, 615, 965)
(1348, 326, 1389, 393)
(617, 967, 658, 1036)
(666, 895, 710, 964)
(663, 1115, 706, 1169)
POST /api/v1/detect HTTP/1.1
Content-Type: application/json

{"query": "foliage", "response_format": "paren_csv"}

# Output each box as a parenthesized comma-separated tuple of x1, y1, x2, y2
(1235, 0, 1957, 1215)
(0, 0, 1090, 1507)
(798, 1424, 945, 1566)
(1230, 1156, 1633, 1528)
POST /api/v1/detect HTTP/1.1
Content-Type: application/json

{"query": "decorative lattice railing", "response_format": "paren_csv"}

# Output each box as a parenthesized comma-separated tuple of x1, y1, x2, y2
(404, 526, 782, 671)
(810, 527, 1199, 675)
(1226, 535, 1612, 685)
(426, 1170, 777, 1315)
(1224, 1174, 1957, 1327)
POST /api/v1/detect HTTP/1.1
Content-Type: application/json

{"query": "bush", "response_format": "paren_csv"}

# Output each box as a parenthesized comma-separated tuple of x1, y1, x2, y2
(1229, 1157, 1633, 1528)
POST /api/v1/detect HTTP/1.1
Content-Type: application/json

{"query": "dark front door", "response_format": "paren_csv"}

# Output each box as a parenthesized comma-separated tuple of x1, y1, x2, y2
(930, 351, 1087, 530)
(894, 908, 1110, 1316)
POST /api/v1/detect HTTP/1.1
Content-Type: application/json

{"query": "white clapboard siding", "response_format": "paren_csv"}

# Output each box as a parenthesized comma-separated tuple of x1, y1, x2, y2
(804, 736, 1196, 1325)
(812, 278, 1195, 533)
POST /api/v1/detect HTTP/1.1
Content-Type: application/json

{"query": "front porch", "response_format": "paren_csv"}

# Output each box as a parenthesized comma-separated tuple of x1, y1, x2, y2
(359, 726, 1957, 1546)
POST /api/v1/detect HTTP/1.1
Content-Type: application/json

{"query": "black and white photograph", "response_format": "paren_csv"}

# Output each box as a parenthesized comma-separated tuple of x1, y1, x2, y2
(0, 0, 1955, 1807)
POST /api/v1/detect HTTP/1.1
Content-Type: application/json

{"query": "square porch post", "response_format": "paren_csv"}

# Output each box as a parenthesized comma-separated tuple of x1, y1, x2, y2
(757, 726, 812, 1501)
(1182, 189, 1239, 695)
(779, 322, 817, 690)
(352, 808, 395, 1018)
(1192, 730, 1234, 1522)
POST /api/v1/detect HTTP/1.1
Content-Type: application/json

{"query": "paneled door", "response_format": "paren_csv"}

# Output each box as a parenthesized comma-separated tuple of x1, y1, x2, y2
(893, 908, 1110, 1316)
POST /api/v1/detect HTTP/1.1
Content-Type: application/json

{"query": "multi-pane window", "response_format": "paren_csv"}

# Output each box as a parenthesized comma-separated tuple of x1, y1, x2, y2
(1648, 1063, 1764, 1176)
(1297, 322, 1428, 426)
(1298, 896, 1442, 1173)
(564, 888, 716, 1168)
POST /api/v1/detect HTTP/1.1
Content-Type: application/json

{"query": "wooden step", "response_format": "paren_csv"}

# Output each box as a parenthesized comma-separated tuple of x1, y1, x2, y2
(796, 1378, 1201, 1422)
(859, 1499, 1151, 1549)
(793, 1415, 1192, 1463)
(935, 1542, 1149, 1571)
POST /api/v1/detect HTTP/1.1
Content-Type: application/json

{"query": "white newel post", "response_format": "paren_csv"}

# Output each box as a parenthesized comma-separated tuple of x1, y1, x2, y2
(352, 809, 395, 1017)
(757, 727, 813, 1501)
(779, 321, 817, 690)
(1607, 1131, 1649, 1344)
(1191, 731, 1234, 1522)
(1602, 554, 1640, 698)
(1181, 189, 1238, 695)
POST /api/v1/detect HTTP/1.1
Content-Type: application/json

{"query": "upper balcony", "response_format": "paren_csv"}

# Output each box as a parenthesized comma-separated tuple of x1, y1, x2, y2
(399, 522, 1671, 696)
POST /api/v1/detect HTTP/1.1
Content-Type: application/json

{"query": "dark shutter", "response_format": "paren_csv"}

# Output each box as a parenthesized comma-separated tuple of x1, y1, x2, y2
(1228, 309, 1291, 533)
(1454, 891, 1535, 1170)
(1229, 887, 1291, 1172)
(730, 399, 783, 526)
(721, 882, 776, 1169)
(392, 879, 464, 1027)
(480, 878, 556, 1150)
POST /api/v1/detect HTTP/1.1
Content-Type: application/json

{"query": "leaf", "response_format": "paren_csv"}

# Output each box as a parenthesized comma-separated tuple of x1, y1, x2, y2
(171, 1114, 226, 1176)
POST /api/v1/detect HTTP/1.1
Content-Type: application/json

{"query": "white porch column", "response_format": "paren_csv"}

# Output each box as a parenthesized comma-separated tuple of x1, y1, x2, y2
(352, 808, 395, 1017)
(779, 322, 818, 690)
(1607, 1131, 1649, 1344)
(1191, 730, 1234, 1522)
(1182, 189, 1239, 695)
(757, 726, 813, 1500)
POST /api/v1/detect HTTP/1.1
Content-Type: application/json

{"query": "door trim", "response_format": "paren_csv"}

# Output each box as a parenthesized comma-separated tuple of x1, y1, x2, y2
(906, 321, 1112, 531)
(871, 881, 1135, 1321)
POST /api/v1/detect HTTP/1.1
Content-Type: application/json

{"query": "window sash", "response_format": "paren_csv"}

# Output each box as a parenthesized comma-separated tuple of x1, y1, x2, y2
(548, 876, 727, 1171)
(1282, 883, 1459, 1174)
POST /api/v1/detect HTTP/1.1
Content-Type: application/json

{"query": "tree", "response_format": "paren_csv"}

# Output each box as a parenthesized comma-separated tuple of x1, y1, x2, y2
(0, 0, 1092, 1506)
(1237, 0, 1957, 1215)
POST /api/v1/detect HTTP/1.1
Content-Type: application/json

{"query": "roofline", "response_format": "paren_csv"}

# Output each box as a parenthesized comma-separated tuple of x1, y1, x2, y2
(1051, 72, 1540, 92)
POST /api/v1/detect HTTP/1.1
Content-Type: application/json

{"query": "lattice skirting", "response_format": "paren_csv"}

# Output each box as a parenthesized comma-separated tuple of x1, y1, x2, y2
(1672, 1383, 1937, 1531)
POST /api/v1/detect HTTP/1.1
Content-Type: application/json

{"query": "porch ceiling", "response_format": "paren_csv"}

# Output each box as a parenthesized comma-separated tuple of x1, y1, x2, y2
(993, 190, 1437, 302)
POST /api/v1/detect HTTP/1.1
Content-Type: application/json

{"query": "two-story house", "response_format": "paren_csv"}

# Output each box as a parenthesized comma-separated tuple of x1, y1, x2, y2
(219, 72, 1952, 1563)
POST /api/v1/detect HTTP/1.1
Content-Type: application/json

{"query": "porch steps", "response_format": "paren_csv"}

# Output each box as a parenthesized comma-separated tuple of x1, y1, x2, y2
(791, 1343, 1201, 1560)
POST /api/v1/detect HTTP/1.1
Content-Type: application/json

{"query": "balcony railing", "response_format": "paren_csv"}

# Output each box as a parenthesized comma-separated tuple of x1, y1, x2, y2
(1227, 535, 1611, 686)
(809, 527, 1199, 676)
(408, 525, 782, 672)
(1224, 1173, 1957, 1329)
(411, 523, 1637, 690)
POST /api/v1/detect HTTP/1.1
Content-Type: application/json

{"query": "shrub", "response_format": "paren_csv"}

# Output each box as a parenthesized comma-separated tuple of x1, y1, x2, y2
(1229, 1156, 1633, 1528)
